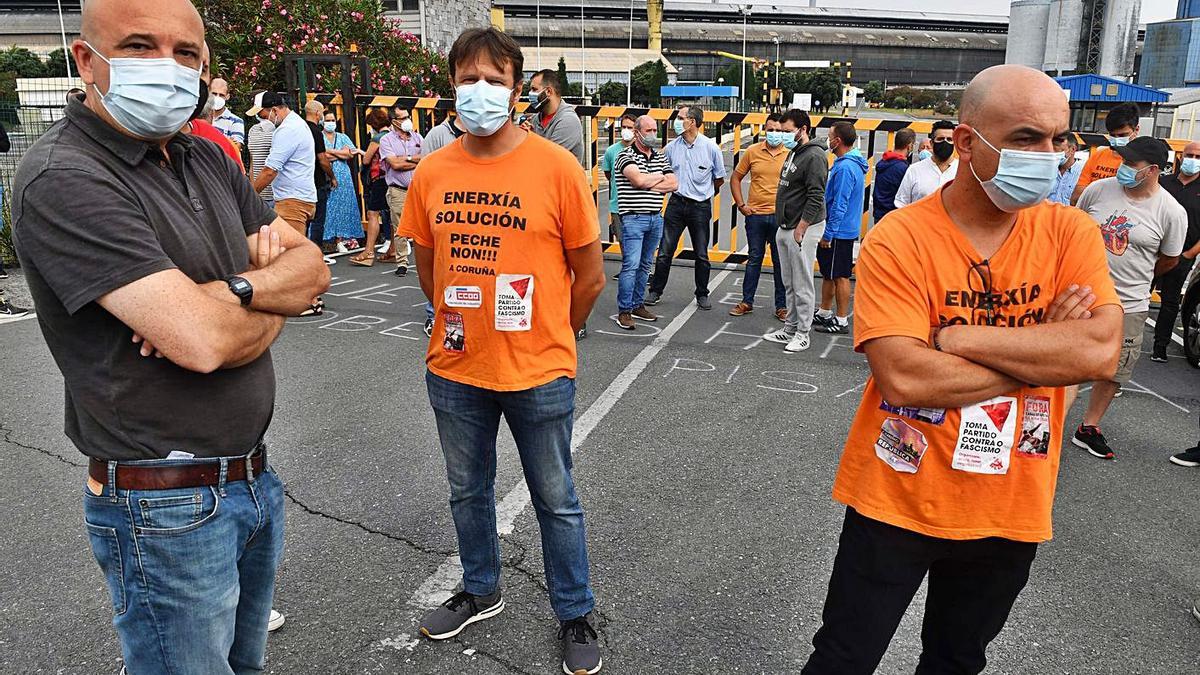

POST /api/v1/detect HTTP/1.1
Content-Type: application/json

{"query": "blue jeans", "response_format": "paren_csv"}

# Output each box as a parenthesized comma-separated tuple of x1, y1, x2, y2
(83, 454, 285, 674)
(618, 213, 664, 312)
(426, 371, 595, 621)
(743, 214, 786, 309)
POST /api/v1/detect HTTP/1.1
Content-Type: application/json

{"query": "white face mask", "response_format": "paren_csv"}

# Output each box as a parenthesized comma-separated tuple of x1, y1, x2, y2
(620, 127, 636, 143)
(85, 41, 200, 139)
(400, 119, 415, 133)
(211, 95, 226, 111)
(455, 80, 514, 137)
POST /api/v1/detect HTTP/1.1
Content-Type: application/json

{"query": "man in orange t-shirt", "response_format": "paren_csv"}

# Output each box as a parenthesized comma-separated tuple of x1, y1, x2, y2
(801, 65, 1122, 675)
(398, 28, 607, 675)
(1069, 101, 1140, 205)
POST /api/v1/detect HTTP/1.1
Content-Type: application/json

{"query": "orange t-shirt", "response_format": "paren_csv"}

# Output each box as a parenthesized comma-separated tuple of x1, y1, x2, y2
(398, 133, 599, 391)
(831, 190, 1120, 543)
(1073, 147, 1122, 196)
(733, 141, 789, 212)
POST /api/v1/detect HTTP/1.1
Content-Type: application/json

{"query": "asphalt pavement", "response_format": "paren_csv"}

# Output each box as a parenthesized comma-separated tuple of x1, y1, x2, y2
(1, 257, 1198, 674)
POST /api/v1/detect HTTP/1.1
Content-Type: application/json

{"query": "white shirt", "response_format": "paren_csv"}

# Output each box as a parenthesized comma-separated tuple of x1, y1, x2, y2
(895, 157, 958, 208)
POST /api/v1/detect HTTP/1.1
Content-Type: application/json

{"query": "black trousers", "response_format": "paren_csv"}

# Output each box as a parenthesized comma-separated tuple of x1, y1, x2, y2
(802, 508, 1037, 675)
(650, 195, 711, 298)
(307, 185, 331, 244)
(1153, 256, 1195, 352)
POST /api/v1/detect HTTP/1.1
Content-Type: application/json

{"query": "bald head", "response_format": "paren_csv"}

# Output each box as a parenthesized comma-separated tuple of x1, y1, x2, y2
(1186, 141, 1200, 157)
(304, 100, 325, 121)
(960, 65, 1067, 128)
(636, 115, 657, 135)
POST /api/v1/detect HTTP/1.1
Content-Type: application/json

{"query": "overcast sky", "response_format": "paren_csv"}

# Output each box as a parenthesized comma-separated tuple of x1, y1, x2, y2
(818, 0, 1176, 21)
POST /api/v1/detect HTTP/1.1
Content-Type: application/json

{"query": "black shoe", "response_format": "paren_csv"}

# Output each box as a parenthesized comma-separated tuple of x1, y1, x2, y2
(0, 297, 29, 318)
(559, 613, 602, 675)
(1072, 425, 1114, 460)
(419, 590, 504, 641)
(395, 264, 407, 277)
(0, 269, 8, 280)
(644, 291, 662, 306)
(576, 324, 588, 340)
(1169, 446, 1200, 467)
(816, 318, 850, 334)
(696, 295, 712, 311)
(423, 317, 433, 338)
(1150, 346, 1168, 363)
(611, 272, 620, 280)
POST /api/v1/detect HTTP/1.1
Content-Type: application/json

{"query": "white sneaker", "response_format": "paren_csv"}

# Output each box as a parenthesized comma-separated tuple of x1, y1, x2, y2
(762, 328, 795, 345)
(268, 609, 285, 632)
(784, 332, 811, 353)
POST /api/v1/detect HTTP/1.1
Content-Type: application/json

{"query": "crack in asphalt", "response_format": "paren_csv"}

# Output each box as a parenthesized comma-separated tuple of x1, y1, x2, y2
(0, 421, 86, 469)
(283, 490, 457, 558)
(452, 637, 538, 675)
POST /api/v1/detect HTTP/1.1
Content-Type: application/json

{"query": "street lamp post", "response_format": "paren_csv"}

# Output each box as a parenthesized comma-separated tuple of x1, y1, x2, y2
(740, 5, 749, 112)
(773, 37, 779, 91)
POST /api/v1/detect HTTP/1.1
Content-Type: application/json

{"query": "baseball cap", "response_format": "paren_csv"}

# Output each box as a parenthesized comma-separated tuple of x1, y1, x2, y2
(1113, 136, 1169, 171)
(244, 91, 267, 116)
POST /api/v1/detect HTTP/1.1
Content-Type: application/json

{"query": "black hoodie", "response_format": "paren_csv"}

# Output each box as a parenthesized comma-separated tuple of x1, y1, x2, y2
(775, 137, 828, 229)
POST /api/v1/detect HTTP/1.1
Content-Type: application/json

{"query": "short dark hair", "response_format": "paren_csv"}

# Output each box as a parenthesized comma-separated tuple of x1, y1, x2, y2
(782, 108, 810, 132)
(390, 105, 410, 119)
(766, 112, 783, 123)
(894, 128, 916, 150)
(531, 69, 560, 94)
(680, 104, 704, 126)
(830, 121, 857, 147)
(1105, 103, 1140, 134)
(619, 112, 638, 125)
(931, 119, 957, 134)
(448, 27, 524, 86)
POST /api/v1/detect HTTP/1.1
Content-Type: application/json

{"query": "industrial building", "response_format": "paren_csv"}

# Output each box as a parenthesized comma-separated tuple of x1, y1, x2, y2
(493, 0, 1008, 87)
(1005, 0, 1141, 79)
(1139, 0, 1200, 88)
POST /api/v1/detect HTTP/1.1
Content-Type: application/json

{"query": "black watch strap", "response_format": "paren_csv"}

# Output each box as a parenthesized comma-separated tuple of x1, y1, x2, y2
(225, 275, 253, 307)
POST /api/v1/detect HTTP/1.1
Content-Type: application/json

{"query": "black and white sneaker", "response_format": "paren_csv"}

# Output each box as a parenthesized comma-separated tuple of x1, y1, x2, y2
(419, 590, 505, 641)
(817, 319, 850, 335)
(644, 291, 662, 306)
(559, 612, 602, 675)
(1169, 446, 1200, 467)
(0, 268, 8, 280)
(1072, 425, 1114, 460)
(0, 297, 29, 318)
(395, 264, 408, 277)
(423, 317, 433, 338)
(1192, 598, 1200, 624)
(1150, 346, 1168, 363)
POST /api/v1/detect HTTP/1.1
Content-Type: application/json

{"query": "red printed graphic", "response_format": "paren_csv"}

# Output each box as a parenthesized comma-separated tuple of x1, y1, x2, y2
(1100, 214, 1134, 256)
(981, 400, 1013, 430)
(508, 276, 531, 299)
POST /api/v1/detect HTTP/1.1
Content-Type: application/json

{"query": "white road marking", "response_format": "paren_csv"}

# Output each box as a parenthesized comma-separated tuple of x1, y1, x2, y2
(1125, 380, 1191, 414)
(383, 269, 734, 651)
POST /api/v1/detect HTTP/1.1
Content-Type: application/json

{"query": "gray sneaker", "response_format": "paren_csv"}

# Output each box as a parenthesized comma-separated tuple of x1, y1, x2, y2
(696, 295, 712, 311)
(645, 291, 662, 306)
(419, 590, 504, 640)
(1192, 598, 1200, 624)
(559, 612, 602, 675)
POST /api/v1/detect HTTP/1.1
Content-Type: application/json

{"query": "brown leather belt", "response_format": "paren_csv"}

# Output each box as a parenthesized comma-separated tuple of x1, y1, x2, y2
(88, 449, 266, 491)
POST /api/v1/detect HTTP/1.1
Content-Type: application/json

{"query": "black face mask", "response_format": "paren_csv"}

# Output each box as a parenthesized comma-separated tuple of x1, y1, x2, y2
(932, 139, 954, 161)
(191, 79, 210, 121)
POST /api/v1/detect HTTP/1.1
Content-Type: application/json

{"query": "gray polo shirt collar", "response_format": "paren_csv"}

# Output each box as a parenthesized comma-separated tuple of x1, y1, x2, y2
(65, 96, 190, 167)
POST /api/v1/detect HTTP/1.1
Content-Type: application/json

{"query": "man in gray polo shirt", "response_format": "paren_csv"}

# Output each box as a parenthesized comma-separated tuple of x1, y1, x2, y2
(10, 0, 329, 669)
(648, 104, 726, 309)
(526, 69, 585, 166)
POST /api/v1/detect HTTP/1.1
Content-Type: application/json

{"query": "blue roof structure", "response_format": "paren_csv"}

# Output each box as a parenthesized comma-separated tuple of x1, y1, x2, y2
(1054, 74, 1169, 103)
(660, 85, 740, 98)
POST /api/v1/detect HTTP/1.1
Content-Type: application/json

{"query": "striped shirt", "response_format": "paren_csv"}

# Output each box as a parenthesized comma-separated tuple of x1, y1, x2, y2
(247, 120, 274, 202)
(614, 145, 673, 215)
(213, 109, 246, 146)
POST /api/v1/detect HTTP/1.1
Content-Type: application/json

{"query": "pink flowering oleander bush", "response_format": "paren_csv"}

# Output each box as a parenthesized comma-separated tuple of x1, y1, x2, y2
(196, 0, 451, 99)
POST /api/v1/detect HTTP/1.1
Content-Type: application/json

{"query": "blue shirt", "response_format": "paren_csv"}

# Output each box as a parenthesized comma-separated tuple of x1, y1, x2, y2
(265, 111, 316, 203)
(1049, 159, 1083, 205)
(664, 133, 726, 201)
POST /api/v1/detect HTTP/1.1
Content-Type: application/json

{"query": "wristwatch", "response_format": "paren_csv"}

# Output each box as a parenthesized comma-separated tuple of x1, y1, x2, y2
(225, 275, 253, 307)
(406, 154, 413, 162)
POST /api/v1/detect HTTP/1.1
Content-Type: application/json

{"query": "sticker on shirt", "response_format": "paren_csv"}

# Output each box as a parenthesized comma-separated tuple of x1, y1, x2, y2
(444, 286, 483, 309)
(441, 311, 465, 354)
(952, 396, 1018, 474)
(1016, 396, 1051, 459)
(879, 400, 946, 426)
(495, 274, 534, 332)
(874, 417, 929, 474)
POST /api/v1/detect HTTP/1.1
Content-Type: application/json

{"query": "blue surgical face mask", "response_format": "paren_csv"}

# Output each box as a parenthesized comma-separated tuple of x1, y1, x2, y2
(528, 90, 542, 107)
(455, 80, 514, 137)
(782, 132, 799, 150)
(1183, 157, 1200, 176)
(1109, 135, 1131, 148)
(765, 130, 786, 147)
(86, 41, 200, 139)
(1116, 163, 1149, 188)
(968, 129, 1062, 212)
(323, 121, 336, 133)
(918, 149, 932, 162)
(673, 118, 686, 135)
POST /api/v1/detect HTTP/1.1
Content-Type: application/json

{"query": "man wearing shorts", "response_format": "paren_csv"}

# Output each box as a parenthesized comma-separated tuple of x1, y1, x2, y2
(815, 121, 867, 335)
(1074, 136, 1186, 459)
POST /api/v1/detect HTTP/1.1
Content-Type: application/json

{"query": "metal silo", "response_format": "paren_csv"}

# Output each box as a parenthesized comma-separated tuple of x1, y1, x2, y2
(1098, 0, 1142, 78)
(1043, 0, 1083, 74)
(1006, 0, 1053, 68)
